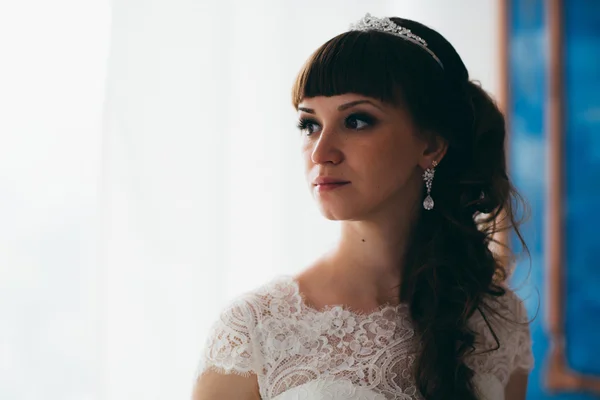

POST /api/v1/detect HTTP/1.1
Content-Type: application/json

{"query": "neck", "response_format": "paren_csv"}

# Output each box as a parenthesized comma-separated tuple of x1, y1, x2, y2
(322, 204, 419, 304)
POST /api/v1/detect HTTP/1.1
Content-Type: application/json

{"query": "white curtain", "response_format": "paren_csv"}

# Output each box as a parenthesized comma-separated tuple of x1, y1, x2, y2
(0, 1, 499, 399)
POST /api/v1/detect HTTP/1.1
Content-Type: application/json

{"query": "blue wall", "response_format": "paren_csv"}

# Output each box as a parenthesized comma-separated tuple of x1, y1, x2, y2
(508, 0, 549, 395)
(509, 0, 600, 399)
(564, 0, 600, 381)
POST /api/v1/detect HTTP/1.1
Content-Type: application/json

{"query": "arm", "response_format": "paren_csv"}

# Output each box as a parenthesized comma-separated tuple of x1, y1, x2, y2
(192, 370, 261, 400)
(504, 369, 529, 400)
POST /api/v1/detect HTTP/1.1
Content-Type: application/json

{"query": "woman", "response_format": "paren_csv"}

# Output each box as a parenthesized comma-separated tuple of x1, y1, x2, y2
(192, 13, 534, 400)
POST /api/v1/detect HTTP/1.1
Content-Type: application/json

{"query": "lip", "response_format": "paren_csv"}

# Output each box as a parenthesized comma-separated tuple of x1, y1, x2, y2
(313, 176, 351, 185)
(314, 182, 350, 192)
(312, 176, 351, 193)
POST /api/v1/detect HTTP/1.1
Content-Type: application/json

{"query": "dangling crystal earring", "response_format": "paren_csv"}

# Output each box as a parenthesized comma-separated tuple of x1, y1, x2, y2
(422, 160, 438, 210)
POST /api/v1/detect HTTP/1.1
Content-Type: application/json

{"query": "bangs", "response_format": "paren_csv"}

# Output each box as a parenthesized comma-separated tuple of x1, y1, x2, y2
(291, 30, 443, 109)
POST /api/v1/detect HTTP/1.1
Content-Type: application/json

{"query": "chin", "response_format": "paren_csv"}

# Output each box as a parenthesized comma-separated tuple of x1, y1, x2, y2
(316, 201, 370, 221)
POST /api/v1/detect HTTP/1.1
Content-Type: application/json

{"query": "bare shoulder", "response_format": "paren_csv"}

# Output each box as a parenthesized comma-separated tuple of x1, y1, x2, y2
(192, 370, 260, 400)
(293, 257, 336, 297)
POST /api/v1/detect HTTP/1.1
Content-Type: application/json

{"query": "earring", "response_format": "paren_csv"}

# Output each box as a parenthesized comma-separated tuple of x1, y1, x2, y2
(422, 160, 438, 210)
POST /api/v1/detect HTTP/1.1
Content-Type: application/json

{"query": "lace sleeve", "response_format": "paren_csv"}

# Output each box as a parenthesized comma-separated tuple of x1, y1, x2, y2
(511, 293, 534, 373)
(196, 297, 258, 379)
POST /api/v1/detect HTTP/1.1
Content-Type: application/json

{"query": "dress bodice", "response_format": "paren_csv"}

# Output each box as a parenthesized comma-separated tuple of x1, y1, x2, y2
(196, 275, 534, 399)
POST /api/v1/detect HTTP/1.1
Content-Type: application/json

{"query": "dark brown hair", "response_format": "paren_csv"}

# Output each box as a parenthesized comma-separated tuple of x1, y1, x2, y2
(291, 18, 529, 399)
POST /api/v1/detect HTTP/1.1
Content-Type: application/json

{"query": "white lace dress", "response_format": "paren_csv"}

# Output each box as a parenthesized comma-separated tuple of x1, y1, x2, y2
(196, 275, 534, 399)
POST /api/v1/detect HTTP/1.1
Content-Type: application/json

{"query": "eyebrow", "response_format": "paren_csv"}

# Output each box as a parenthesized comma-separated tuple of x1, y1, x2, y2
(298, 99, 383, 114)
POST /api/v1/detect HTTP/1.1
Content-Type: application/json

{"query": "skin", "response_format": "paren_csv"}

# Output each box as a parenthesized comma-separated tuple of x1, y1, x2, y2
(193, 92, 446, 399)
(192, 92, 528, 399)
(294, 93, 446, 312)
(505, 370, 529, 400)
(294, 93, 528, 399)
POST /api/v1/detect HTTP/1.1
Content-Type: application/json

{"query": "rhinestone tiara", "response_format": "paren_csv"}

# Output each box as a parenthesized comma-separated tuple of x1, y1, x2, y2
(348, 13, 444, 69)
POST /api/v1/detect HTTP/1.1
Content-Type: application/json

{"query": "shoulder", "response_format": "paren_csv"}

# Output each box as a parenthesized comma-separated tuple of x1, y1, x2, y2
(466, 286, 535, 385)
(196, 275, 299, 379)
(472, 285, 534, 343)
(211, 275, 301, 330)
(484, 286, 534, 338)
(497, 286, 536, 372)
(485, 286, 531, 323)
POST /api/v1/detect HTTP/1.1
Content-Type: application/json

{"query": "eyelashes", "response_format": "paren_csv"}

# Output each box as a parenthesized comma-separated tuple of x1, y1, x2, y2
(296, 117, 318, 133)
(296, 112, 377, 136)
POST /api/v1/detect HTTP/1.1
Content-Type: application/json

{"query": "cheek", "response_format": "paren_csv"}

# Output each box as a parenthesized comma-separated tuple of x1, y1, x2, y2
(362, 136, 420, 190)
(302, 147, 313, 173)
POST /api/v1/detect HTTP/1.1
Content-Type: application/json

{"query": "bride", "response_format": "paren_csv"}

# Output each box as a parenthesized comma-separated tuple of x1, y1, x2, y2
(192, 13, 534, 400)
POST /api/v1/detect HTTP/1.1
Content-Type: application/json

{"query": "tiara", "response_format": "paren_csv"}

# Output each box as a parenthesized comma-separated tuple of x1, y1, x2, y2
(348, 13, 444, 69)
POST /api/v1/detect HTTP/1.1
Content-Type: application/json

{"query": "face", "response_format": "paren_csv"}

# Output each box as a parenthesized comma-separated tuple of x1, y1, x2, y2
(297, 93, 436, 222)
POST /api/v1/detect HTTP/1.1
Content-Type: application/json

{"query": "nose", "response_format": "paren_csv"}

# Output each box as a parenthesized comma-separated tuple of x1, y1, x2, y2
(310, 128, 343, 165)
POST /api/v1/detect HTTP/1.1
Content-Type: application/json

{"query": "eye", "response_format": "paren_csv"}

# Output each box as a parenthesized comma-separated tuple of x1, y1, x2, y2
(296, 117, 320, 136)
(345, 113, 376, 130)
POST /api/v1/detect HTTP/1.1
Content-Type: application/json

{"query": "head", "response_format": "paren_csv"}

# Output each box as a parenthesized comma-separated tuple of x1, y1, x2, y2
(291, 15, 528, 399)
(296, 93, 446, 224)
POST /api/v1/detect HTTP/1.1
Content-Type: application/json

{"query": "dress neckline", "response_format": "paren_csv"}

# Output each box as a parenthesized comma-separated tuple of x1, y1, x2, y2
(276, 274, 408, 318)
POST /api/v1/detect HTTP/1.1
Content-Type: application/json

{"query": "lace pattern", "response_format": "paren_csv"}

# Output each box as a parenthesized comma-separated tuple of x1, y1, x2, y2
(196, 275, 534, 399)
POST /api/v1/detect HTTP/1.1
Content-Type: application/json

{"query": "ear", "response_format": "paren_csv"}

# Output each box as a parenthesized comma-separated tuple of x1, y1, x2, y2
(418, 134, 448, 170)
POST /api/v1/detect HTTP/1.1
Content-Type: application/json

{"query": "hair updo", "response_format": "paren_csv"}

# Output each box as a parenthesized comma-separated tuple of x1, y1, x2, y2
(291, 17, 529, 399)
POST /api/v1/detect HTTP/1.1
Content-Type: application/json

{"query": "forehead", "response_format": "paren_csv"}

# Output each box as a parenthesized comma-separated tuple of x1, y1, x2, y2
(297, 93, 389, 112)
